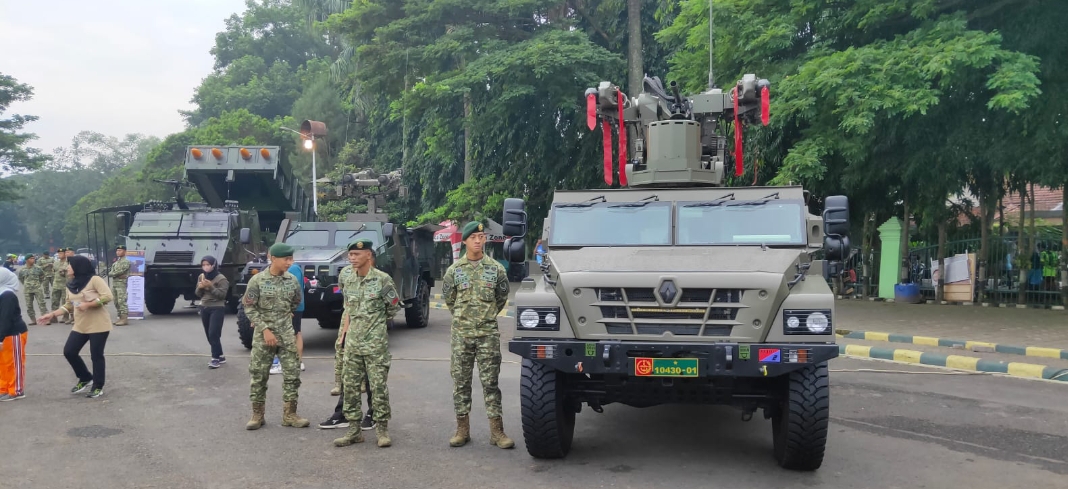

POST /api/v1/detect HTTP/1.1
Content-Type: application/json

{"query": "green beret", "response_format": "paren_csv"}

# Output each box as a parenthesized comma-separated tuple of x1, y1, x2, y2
(348, 239, 375, 252)
(462, 221, 485, 241)
(25, 254, 35, 259)
(268, 242, 295, 257)
(116, 245, 126, 250)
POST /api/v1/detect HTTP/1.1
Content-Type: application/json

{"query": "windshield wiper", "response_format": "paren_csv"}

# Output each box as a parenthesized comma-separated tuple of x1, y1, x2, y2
(609, 194, 659, 208)
(345, 223, 368, 240)
(285, 223, 302, 238)
(682, 193, 735, 208)
(726, 191, 781, 207)
(557, 195, 606, 208)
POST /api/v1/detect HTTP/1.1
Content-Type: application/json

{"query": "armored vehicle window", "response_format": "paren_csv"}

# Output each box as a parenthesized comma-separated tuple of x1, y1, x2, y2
(549, 201, 671, 246)
(333, 231, 380, 249)
(677, 200, 806, 245)
(285, 230, 330, 246)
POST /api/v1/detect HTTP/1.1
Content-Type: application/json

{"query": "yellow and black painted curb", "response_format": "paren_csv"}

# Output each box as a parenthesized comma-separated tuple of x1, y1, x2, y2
(837, 330, 1068, 361)
(838, 344, 1068, 382)
(429, 301, 514, 318)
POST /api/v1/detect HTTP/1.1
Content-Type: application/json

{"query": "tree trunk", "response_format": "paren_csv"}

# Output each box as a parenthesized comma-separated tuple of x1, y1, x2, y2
(977, 190, 996, 303)
(860, 212, 872, 298)
(463, 90, 472, 183)
(899, 197, 910, 283)
(626, 0, 644, 97)
(936, 219, 947, 303)
(1017, 188, 1027, 305)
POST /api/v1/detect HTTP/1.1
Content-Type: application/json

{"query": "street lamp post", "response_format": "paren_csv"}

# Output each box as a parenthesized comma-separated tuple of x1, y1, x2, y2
(281, 120, 328, 219)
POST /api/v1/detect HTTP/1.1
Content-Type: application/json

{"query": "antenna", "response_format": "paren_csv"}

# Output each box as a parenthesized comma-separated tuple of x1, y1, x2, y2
(708, 1, 715, 89)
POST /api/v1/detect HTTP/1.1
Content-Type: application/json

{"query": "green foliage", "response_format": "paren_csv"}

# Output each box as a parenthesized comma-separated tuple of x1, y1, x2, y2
(412, 175, 507, 226)
(0, 73, 51, 201)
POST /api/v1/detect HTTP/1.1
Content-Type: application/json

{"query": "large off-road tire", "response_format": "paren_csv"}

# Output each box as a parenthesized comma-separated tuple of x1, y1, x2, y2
(145, 289, 176, 315)
(772, 362, 830, 471)
(318, 314, 342, 329)
(404, 277, 430, 329)
(520, 359, 575, 459)
(236, 303, 253, 350)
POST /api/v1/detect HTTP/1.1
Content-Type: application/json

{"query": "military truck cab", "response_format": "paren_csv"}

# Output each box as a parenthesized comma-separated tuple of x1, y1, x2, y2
(502, 73, 851, 471)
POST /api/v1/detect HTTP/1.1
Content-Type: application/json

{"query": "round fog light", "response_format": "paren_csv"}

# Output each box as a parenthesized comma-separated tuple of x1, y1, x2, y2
(806, 312, 829, 333)
(786, 316, 800, 330)
(519, 309, 540, 328)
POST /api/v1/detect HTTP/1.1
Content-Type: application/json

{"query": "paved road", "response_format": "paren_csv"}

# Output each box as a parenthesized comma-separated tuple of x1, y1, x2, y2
(3, 305, 1067, 488)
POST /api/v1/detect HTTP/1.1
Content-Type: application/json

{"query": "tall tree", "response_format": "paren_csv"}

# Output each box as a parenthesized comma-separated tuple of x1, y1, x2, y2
(0, 73, 51, 201)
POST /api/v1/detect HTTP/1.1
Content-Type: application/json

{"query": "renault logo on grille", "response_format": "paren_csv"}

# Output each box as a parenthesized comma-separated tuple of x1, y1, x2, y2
(658, 280, 678, 304)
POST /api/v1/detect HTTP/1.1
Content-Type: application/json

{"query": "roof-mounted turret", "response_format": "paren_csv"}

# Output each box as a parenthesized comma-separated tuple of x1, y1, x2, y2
(585, 74, 770, 188)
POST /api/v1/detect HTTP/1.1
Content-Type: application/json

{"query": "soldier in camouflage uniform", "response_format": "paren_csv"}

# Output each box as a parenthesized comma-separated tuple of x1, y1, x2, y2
(52, 249, 70, 324)
(109, 245, 132, 326)
(38, 251, 54, 299)
(333, 238, 402, 448)
(442, 221, 514, 449)
(243, 243, 308, 430)
(17, 255, 49, 324)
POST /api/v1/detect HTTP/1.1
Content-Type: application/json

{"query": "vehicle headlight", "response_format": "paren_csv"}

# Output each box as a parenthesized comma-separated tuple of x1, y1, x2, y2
(782, 309, 833, 335)
(515, 307, 561, 331)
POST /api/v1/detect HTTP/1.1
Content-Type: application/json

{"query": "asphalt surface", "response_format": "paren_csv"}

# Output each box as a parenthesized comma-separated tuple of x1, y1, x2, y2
(3, 302, 1067, 488)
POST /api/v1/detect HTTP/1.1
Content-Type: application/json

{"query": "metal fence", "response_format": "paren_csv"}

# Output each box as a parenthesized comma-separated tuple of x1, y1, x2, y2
(908, 235, 1064, 307)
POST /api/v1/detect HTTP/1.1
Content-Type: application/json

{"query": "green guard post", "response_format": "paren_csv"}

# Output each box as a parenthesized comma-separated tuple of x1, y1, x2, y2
(877, 218, 903, 299)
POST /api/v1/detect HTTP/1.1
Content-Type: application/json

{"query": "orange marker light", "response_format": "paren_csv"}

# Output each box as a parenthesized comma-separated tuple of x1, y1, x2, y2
(260, 148, 271, 159)
(211, 148, 223, 160)
(240, 148, 252, 160)
(190, 148, 203, 159)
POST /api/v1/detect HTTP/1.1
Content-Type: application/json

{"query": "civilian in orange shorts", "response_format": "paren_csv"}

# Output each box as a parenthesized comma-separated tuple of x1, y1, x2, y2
(0, 267, 28, 401)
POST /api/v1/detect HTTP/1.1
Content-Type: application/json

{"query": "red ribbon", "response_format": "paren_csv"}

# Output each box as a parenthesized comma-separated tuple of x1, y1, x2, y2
(617, 90, 628, 186)
(761, 86, 770, 126)
(602, 119, 613, 186)
(586, 93, 597, 131)
(733, 86, 743, 177)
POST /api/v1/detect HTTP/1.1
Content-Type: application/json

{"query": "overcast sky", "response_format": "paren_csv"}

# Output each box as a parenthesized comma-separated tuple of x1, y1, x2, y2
(1, 0, 250, 154)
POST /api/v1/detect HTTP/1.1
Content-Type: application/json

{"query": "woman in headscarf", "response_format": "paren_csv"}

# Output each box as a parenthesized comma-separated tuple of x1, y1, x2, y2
(37, 255, 114, 398)
(0, 267, 28, 401)
(195, 255, 229, 369)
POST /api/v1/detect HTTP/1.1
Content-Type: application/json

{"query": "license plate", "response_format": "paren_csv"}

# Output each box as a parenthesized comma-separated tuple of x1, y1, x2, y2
(634, 357, 699, 377)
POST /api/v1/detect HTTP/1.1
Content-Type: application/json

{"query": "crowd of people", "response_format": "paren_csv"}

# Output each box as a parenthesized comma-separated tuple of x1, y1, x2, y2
(0, 220, 516, 449)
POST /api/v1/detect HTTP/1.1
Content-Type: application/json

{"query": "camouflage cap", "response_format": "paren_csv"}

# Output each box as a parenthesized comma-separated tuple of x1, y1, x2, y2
(461, 221, 485, 241)
(268, 242, 295, 258)
(348, 238, 375, 252)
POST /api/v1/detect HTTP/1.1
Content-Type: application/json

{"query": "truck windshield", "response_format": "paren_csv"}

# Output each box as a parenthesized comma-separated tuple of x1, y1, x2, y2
(285, 230, 330, 246)
(676, 200, 806, 245)
(549, 202, 672, 246)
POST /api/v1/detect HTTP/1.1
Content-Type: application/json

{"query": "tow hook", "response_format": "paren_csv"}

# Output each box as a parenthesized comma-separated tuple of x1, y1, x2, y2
(588, 400, 604, 413)
(741, 408, 755, 422)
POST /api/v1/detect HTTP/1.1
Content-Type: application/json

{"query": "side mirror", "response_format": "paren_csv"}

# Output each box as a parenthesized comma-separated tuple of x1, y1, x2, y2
(822, 195, 850, 261)
(502, 198, 527, 237)
(383, 223, 395, 239)
(239, 228, 251, 245)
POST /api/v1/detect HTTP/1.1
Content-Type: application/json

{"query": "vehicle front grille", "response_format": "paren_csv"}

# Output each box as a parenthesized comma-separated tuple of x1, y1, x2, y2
(153, 251, 195, 264)
(595, 287, 745, 336)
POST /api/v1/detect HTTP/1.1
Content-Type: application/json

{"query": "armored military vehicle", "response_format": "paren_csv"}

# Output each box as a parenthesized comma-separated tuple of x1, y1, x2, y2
(231, 167, 440, 349)
(94, 145, 314, 315)
(500, 73, 851, 471)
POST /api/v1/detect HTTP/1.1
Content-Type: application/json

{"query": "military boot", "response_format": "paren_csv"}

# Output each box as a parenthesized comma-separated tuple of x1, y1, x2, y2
(114, 315, 128, 326)
(375, 420, 391, 447)
(449, 414, 470, 447)
(489, 416, 515, 449)
(281, 401, 310, 427)
(246, 402, 266, 430)
(333, 425, 365, 447)
(330, 372, 342, 396)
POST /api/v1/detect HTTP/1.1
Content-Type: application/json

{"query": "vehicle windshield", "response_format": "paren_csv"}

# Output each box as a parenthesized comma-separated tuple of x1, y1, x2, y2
(549, 202, 672, 246)
(285, 230, 330, 247)
(677, 200, 806, 245)
(334, 230, 380, 249)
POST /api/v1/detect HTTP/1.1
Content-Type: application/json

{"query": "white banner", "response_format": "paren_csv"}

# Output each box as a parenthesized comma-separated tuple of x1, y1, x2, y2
(126, 250, 146, 320)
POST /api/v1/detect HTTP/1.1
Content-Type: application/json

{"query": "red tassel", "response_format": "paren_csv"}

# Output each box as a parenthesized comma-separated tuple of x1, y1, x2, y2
(586, 93, 597, 131)
(617, 90, 628, 186)
(602, 119, 614, 186)
(761, 86, 770, 126)
(733, 87, 743, 177)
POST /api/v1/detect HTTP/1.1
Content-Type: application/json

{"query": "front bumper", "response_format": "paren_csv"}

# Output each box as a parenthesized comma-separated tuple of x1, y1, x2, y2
(508, 339, 838, 378)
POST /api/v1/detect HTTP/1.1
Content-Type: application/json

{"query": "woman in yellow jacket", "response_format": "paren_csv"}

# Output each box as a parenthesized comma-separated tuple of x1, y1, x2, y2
(38, 255, 113, 398)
